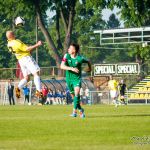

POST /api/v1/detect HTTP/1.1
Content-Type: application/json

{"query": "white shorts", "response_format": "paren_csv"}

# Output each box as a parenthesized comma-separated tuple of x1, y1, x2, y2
(19, 56, 40, 77)
(110, 90, 118, 98)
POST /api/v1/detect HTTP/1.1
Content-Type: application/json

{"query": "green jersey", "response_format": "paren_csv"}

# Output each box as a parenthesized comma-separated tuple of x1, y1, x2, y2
(62, 53, 89, 81)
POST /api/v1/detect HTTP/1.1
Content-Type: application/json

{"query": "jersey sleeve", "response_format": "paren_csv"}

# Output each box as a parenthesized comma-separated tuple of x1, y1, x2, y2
(62, 53, 69, 63)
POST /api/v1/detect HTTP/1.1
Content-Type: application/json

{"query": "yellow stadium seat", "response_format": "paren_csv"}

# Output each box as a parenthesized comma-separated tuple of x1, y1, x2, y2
(135, 94, 140, 99)
(147, 82, 150, 86)
(144, 94, 149, 98)
(139, 94, 144, 98)
(130, 94, 135, 99)
(139, 87, 143, 91)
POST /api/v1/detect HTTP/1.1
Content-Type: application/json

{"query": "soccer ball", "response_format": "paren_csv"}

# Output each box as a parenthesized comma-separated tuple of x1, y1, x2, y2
(15, 16, 25, 27)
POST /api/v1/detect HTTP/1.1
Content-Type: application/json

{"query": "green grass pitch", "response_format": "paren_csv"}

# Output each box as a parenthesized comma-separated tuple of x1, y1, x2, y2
(0, 105, 150, 150)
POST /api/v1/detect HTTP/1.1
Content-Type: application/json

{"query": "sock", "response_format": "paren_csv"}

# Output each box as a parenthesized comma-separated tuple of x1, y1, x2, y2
(34, 75, 41, 92)
(74, 95, 82, 110)
(18, 78, 27, 89)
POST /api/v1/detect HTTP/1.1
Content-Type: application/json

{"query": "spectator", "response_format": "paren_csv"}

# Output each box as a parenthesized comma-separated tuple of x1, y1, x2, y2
(23, 85, 30, 105)
(41, 86, 48, 104)
(62, 91, 67, 105)
(85, 86, 90, 105)
(45, 89, 53, 105)
(56, 90, 62, 104)
(65, 87, 72, 104)
(118, 79, 127, 105)
(7, 79, 15, 105)
(80, 87, 84, 105)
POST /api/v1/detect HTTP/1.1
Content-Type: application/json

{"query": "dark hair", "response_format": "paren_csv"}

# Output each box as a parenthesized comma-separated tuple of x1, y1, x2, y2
(70, 43, 80, 53)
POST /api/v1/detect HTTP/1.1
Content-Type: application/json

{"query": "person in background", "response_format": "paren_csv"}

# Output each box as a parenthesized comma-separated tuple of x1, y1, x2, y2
(85, 86, 90, 105)
(108, 75, 119, 107)
(23, 85, 30, 105)
(7, 79, 15, 105)
(65, 87, 72, 105)
(45, 89, 53, 105)
(118, 79, 127, 105)
(41, 85, 48, 104)
(80, 87, 84, 105)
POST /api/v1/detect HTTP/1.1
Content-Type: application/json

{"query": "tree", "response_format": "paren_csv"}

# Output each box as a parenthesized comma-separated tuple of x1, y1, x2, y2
(29, 0, 77, 68)
(107, 0, 150, 27)
(107, 13, 120, 29)
(72, 0, 106, 63)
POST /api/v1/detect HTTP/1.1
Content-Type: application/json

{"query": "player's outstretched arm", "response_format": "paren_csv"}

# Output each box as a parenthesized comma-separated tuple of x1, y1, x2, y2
(26, 41, 42, 52)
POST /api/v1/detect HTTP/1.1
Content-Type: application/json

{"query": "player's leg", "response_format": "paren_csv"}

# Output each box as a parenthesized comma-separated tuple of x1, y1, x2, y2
(32, 71, 43, 99)
(22, 56, 42, 98)
(8, 95, 12, 105)
(74, 81, 85, 118)
(15, 76, 29, 98)
(114, 91, 119, 107)
(70, 93, 78, 117)
(67, 81, 77, 117)
(120, 95, 126, 105)
(16, 57, 31, 98)
(110, 90, 119, 107)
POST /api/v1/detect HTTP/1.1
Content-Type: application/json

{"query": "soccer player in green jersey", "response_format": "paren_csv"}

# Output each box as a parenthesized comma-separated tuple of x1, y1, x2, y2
(60, 43, 91, 118)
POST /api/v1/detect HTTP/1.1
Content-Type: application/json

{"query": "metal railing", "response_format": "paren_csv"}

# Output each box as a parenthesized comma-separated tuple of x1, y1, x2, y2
(0, 67, 61, 79)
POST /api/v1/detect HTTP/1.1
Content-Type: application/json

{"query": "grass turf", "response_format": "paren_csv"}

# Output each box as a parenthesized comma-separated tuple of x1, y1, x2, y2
(0, 105, 150, 150)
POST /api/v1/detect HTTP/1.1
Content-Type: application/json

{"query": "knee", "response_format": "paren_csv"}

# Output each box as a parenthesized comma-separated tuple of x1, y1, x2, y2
(34, 72, 39, 76)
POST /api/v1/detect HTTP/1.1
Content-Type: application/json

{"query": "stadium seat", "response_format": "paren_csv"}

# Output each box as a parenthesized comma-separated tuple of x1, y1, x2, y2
(138, 87, 143, 91)
(143, 87, 148, 91)
(139, 94, 144, 98)
(130, 93, 135, 99)
(135, 94, 140, 99)
(144, 94, 149, 98)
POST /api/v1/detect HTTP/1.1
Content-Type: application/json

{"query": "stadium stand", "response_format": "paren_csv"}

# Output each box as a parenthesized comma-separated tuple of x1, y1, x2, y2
(127, 75, 150, 104)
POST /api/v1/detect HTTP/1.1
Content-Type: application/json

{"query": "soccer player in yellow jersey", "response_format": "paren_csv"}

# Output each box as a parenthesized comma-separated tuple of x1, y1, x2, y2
(108, 75, 119, 107)
(6, 31, 43, 99)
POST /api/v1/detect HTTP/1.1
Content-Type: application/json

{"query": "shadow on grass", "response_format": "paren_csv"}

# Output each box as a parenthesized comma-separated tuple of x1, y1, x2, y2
(88, 114, 150, 118)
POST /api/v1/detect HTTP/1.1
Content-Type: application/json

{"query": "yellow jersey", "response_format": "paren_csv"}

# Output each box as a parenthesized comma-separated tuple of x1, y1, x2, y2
(108, 79, 118, 91)
(7, 39, 30, 60)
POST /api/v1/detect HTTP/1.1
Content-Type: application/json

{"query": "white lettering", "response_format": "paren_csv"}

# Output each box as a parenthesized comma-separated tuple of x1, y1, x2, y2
(94, 65, 115, 75)
(117, 65, 138, 74)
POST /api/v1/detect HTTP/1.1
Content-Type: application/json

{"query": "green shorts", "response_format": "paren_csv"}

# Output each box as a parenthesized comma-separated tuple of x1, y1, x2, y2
(66, 79, 81, 94)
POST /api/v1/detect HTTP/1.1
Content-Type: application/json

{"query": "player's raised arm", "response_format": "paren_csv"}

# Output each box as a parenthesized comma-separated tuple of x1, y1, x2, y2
(26, 41, 42, 52)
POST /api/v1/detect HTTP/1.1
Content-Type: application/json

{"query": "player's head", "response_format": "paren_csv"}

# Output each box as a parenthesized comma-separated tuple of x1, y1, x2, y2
(68, 43, 80, 54)
(6, 31, 15, 40)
